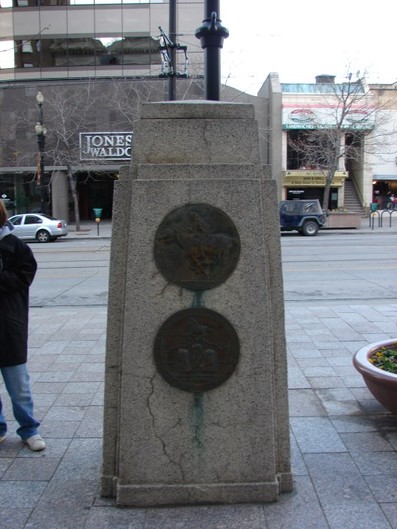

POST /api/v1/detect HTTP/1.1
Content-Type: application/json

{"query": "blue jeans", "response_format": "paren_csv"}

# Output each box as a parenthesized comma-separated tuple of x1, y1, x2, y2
(0, 363, 40, 440)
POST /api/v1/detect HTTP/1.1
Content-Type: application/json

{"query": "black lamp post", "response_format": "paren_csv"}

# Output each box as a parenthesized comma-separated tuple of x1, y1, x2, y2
(195, 0, 229, 101)
(35, 91, 48, 215)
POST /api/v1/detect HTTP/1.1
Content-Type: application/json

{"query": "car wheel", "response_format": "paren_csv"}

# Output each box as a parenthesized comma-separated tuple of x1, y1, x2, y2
(36, 229, 51, 243)
(302, 221, 319, 236)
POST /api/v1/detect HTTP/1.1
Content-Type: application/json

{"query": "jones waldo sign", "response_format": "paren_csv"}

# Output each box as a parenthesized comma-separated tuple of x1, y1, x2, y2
(79, 132, 132, 161)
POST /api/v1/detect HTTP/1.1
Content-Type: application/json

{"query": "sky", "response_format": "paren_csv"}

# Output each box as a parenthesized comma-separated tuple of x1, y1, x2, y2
(1, 0, 396, 95)
(220, 1, 397, 94)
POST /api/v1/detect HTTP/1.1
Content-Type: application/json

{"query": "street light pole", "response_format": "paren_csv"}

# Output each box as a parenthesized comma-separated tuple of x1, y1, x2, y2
(35, 91, 48, 215)
(168, 0, 177, 101)
(195, 0, 229, 101)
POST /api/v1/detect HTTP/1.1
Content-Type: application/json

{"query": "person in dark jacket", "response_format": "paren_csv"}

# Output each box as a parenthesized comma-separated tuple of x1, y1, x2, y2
(0, 200, 46, 451)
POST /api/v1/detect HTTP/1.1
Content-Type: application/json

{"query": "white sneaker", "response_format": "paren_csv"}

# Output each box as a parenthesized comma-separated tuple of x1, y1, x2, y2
(24, 434, 46, 451)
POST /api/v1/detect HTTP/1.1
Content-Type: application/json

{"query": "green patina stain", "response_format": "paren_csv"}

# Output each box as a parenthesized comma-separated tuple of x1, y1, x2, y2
(192, 291, 204, 308)
(191, 393, 204, 449)
(190, 292, 205, 448)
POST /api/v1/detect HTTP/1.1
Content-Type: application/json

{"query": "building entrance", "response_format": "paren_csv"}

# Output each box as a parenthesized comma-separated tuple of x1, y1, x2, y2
(77, 172, 115, 220)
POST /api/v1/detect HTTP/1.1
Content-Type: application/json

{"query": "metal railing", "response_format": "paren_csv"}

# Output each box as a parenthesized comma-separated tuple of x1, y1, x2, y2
(368, 208, 397, 229)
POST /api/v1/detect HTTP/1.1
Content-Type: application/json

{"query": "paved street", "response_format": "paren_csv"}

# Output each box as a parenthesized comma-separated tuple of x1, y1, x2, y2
(30, 239, 110, 307)
(1, 220, 397, 528)
(29, 219, 397, 307)
(282, 231, 397, 305)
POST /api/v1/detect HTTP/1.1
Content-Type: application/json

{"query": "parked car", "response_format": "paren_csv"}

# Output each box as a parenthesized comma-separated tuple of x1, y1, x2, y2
(8, 213, 68, 242)
(280, 199, 326, 236)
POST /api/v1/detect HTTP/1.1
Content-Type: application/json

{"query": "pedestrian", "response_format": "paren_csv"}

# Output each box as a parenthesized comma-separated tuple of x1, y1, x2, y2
(0, 200, 46, 451)
(387, 194, 395, 209)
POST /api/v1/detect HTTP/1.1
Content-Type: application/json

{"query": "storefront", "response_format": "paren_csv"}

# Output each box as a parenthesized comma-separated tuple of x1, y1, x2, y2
(0, 168, 117, 221)
(282, 170, 348, 209)
(372, 176, 397, 209)
(0, 171, 43, 216)
(0, 131, 131, 221)
(70, 131, 132, 220)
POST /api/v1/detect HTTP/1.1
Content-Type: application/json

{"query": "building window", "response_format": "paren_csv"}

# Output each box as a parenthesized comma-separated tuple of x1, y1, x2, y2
(22, 42, 33, 53)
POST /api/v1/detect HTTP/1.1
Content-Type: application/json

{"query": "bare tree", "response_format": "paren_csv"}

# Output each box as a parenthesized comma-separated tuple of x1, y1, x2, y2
(107, 75, 205, 127)
(42, 82, 107, 230)
(47, 76, 206, 229)
(108, 78, 168, 127)
(287, 72, 394, 210)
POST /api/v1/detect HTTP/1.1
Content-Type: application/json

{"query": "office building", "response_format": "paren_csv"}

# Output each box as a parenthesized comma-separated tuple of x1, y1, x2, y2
(0, 0, 207, 220)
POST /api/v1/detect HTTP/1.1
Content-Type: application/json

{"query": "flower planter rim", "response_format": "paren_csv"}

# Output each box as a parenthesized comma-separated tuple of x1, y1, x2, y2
(353, 339, 397, 382)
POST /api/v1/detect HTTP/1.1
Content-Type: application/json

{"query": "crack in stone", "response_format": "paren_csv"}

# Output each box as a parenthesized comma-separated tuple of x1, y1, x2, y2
(146, 372, 184, 480)
(202, 121, 211, 163)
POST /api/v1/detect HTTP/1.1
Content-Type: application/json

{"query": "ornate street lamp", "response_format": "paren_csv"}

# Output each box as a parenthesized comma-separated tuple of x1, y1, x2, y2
(35, 91, 48, 215)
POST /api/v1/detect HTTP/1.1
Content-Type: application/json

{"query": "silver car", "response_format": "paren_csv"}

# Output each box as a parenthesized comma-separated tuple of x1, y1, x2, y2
(8, 213, 68, 243)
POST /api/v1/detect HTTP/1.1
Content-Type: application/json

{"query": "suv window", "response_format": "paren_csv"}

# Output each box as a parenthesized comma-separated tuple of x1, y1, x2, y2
(303, 201, 319, 213)
(280, 202, 300, 215)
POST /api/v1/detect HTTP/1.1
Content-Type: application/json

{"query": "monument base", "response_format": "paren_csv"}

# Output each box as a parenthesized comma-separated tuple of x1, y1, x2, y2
(103, 470, 294, 506)
(116, 480, 280, 507)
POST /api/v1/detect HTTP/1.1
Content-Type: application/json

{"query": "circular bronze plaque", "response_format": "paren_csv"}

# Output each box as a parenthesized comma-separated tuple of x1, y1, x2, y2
(154, 203, 240, 290)
(154, 308, 240, 393)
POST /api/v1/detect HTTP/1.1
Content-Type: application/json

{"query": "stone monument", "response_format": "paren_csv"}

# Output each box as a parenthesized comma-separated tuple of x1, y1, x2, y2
(101, 99, 292, 506)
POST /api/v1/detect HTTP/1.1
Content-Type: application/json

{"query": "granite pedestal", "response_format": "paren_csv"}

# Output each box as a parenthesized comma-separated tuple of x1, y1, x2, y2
(102, 101, 292, 506)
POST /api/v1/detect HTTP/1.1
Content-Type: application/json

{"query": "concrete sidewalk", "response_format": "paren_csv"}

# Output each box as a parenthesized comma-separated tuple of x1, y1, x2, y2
(66, 220, 113, 239)
(1, 220, 397, 528)
(65, 214, 397, 240)
(1, 304, 397, 528)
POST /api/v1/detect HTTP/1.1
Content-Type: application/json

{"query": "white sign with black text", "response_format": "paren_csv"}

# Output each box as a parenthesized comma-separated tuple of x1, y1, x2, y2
(79, 132, 133, 161)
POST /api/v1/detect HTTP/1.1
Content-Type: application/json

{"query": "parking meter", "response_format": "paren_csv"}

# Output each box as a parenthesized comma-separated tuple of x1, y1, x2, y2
(93, 208, 103, 235)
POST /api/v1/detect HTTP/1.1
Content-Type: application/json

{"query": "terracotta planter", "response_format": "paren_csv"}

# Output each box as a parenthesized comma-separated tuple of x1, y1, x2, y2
(353, 339, 397, 414)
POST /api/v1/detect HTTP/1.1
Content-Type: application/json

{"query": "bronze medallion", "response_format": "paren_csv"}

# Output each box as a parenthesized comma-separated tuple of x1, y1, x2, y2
(154, 203, 240, 290)
(154, 308, 240, 393)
